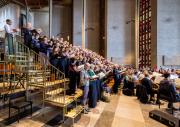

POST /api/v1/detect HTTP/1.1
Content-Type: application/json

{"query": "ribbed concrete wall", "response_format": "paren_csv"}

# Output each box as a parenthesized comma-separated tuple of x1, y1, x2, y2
(73, 0, 100, 53)
(107, 0, 135, 65)
(52, 5, 72, 40)
(85, 0, 100, 53)
(156, 0, 180, 67)
(73, 0, 83, 46)
(33, 11, 49, 35)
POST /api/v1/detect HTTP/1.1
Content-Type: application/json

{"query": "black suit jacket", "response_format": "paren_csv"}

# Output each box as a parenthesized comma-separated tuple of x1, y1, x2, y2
(141, 77, 152, 94)
(23, 28, 32, 45)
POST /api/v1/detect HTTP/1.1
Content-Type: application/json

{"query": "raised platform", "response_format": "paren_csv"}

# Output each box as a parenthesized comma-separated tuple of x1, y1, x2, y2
(45, 88, 64, 96)
(29, 79, 69, 88)
(45, 89, 83, 107)
(65, 105, 84, 119)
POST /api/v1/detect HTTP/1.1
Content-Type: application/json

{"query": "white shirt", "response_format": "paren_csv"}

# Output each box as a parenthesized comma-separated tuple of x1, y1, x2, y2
(132, 74, 138, 82)
(170, 74, 178, 80)
(4, 24, 13, 34)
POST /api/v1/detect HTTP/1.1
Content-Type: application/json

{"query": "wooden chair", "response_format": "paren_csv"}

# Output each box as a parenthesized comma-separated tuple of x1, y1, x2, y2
(158, 86, 177, 114)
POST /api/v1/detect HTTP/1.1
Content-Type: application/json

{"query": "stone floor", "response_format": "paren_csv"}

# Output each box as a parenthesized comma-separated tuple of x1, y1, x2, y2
(0, 94, 179, 127)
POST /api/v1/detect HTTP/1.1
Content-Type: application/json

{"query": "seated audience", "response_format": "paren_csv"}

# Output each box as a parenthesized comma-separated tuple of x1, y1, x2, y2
(170, 69, 179, 80)
(158, 73, 180, 108)
(132, 71, 139, 87)
(141, 73, 152, 97)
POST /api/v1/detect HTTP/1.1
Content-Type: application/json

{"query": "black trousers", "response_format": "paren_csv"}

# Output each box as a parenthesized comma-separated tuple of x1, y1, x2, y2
(68, 71, 77, 94)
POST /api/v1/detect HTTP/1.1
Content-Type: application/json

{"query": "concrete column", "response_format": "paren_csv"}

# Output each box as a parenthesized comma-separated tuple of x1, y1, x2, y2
(85, 0, 100, 53)
(73, 0, 100, 52)
(49, 0, 52, 37)
(82, 0, 86, 48)
(73, 0, 83, 46)
(151, 0, 157, 68)
(104, 0, 108, 58)
(52, 5, 72, 41)
(135, 0, 139, 69)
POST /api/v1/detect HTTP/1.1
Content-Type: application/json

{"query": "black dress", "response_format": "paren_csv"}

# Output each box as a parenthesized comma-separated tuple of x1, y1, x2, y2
(68, 64, 77, 94)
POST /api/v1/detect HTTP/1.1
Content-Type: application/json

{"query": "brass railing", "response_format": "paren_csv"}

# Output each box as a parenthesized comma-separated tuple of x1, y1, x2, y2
(0, 34, 83, 124)
(0, 35, 66, 106)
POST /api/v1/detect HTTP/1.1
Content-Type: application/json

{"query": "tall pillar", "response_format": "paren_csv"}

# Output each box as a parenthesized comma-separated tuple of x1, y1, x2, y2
(73, 0, 100, 52)
(49, 0, 52, 37)
(73, 0, 83, 46)
(82, 0, 86, 48)
(135, 0, 139, 69)
(151, 0, 157, 68)
(85, 0, 100, 53)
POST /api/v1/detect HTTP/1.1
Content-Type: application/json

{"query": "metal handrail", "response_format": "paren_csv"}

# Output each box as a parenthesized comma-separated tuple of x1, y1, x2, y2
(15, 34, 65, 75)
(0, 34, 68, 120)
(14, 35, 67, 107)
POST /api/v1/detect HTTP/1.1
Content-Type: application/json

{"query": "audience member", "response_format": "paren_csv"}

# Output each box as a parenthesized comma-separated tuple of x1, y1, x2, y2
(158, 73, 180, 108)
(141, 73, 153, 100)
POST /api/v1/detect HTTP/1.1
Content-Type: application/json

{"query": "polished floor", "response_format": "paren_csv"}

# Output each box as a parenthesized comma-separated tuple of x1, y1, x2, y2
(0, 93, 179, 127)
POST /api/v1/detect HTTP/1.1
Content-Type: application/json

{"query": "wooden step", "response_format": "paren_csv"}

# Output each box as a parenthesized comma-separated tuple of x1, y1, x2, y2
(8, 55, 28, 59)
(45, 89, 82, 107)
(45, 96, 74, 107)
(45, 79, 69, 87)
(29, 79, 69, 88)
(65, 106, 84, 119)
(45, 88, 64, 96)
(16, 52, 29, 55)
(0, 88, 25, 95)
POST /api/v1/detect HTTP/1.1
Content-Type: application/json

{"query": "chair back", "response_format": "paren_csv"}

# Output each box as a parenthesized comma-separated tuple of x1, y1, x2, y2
(159, 84, 176, 102)
(9, 91, 26, 101)
(140, 85, 149, 103)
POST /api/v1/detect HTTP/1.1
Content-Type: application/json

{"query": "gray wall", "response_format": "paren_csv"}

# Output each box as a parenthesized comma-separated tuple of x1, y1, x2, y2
(31, 6, 72, 38)
(73, 0, 100, 53)
(0, 3, 20, 31)
(107, 0, 135, 65)
(156, 0, 180, 67)
(33, 10, 49, 35)
(52, 5, 72, 40)
(85, 0, 100, 53)
(73, 0, 83, 46)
